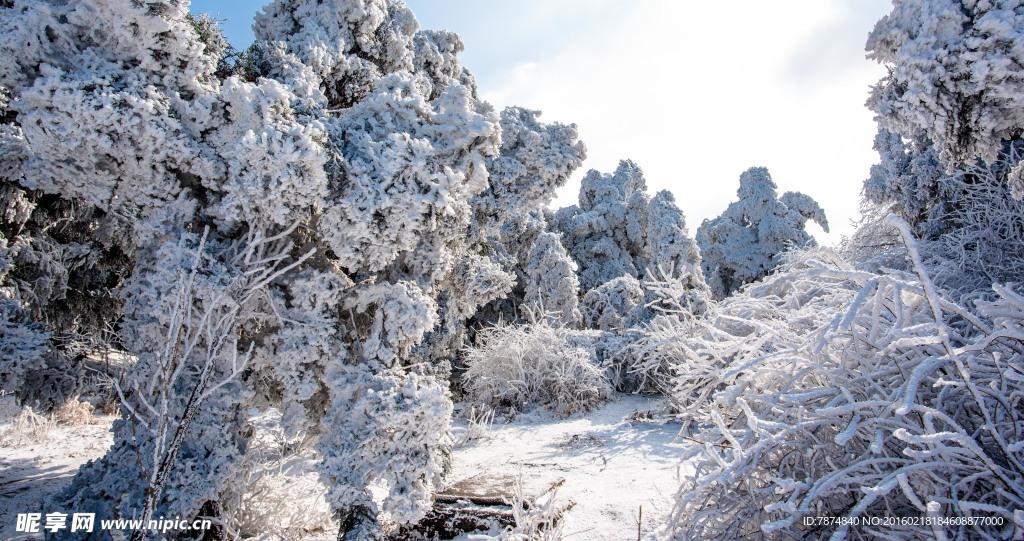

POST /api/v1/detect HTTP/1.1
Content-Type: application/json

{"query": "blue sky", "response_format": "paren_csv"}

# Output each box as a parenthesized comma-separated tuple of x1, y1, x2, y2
(188, 0, 892, 245)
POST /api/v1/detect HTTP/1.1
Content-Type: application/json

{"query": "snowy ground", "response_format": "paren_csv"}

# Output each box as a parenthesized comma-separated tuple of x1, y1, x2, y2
(448, 394, 691, 540)
(0, 394, 691, 540)
(0, 408, 116, 540)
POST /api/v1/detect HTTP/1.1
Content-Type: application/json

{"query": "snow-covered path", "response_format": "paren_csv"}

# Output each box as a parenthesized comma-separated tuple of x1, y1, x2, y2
(448, 394, 692, 540)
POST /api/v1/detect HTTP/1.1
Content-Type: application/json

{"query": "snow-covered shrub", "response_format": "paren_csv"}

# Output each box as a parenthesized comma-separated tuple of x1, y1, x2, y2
(499, 476, 567, 541)
(51, 396, 96, 426)
(666, 222, 1024, 540)
(455, 405, 496, 446)
(580, 275, 644, 332)
(601, 263, 713, 394)
(462, 319, 611, 417)
(0, 406, 51, 447)
(696, 167, 829, 299)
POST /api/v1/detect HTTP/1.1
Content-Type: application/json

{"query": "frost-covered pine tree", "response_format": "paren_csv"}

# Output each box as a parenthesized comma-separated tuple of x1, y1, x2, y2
(696, 167, 828, 298)
(861, 0, 1024, 291)
(468, 106, 586, 324)
(0, 0, 541, 537)
(552, 160, 708, 330)
(550, 160, 710, 336)
(862, 128, 962, 236)
(552, 161, 650, 292)
(0, 26, 134, 408)
(866, 0, 1024, 172)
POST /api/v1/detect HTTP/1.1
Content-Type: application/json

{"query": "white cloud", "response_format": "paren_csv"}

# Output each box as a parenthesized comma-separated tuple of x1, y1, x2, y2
(472, 0, 892, 245)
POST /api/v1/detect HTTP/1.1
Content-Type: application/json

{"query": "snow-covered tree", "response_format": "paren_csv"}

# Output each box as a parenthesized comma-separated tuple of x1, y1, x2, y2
(522, 232, 581, 325)
(552, 160, 707, 310)
(552, 161, 650, 292)
(862, 128, 1024, 296)
(463, 106, 586, 326)
(0, 32, 135, 408)
(860, 1, 1024, 293)
(0, 0, 539, 536)
(475, 107, 586, 233)
(0, 235, 50, 399)
(696, 167, 829, 298)
(866, 0, 1024, 171)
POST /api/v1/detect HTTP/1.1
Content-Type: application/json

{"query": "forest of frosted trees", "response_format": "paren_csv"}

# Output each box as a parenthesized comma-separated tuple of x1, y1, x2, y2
(1, 0, 1024, 539)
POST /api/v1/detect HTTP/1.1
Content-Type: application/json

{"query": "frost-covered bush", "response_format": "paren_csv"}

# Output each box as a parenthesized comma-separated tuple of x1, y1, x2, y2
(603, 263, 714, 394)
(660, 5, 1024, 536)
(696, 167, 829, 299)
(580, 275, 644, 332)
(666, 223, 1024, 540)
(462, 319, 611, 417)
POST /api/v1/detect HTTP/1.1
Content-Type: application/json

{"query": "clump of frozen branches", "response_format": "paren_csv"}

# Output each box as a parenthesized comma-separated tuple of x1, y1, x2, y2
(217, 412, 334, 540)
(666, 220, 1024, 540)
(498, 477, 568, 541)
(455, 405, 496, 446)
(0, 405, 51, 446)
(51, 395, 96, 426)
(462, 315, 611, 417)
(604, 263, 713, 394)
